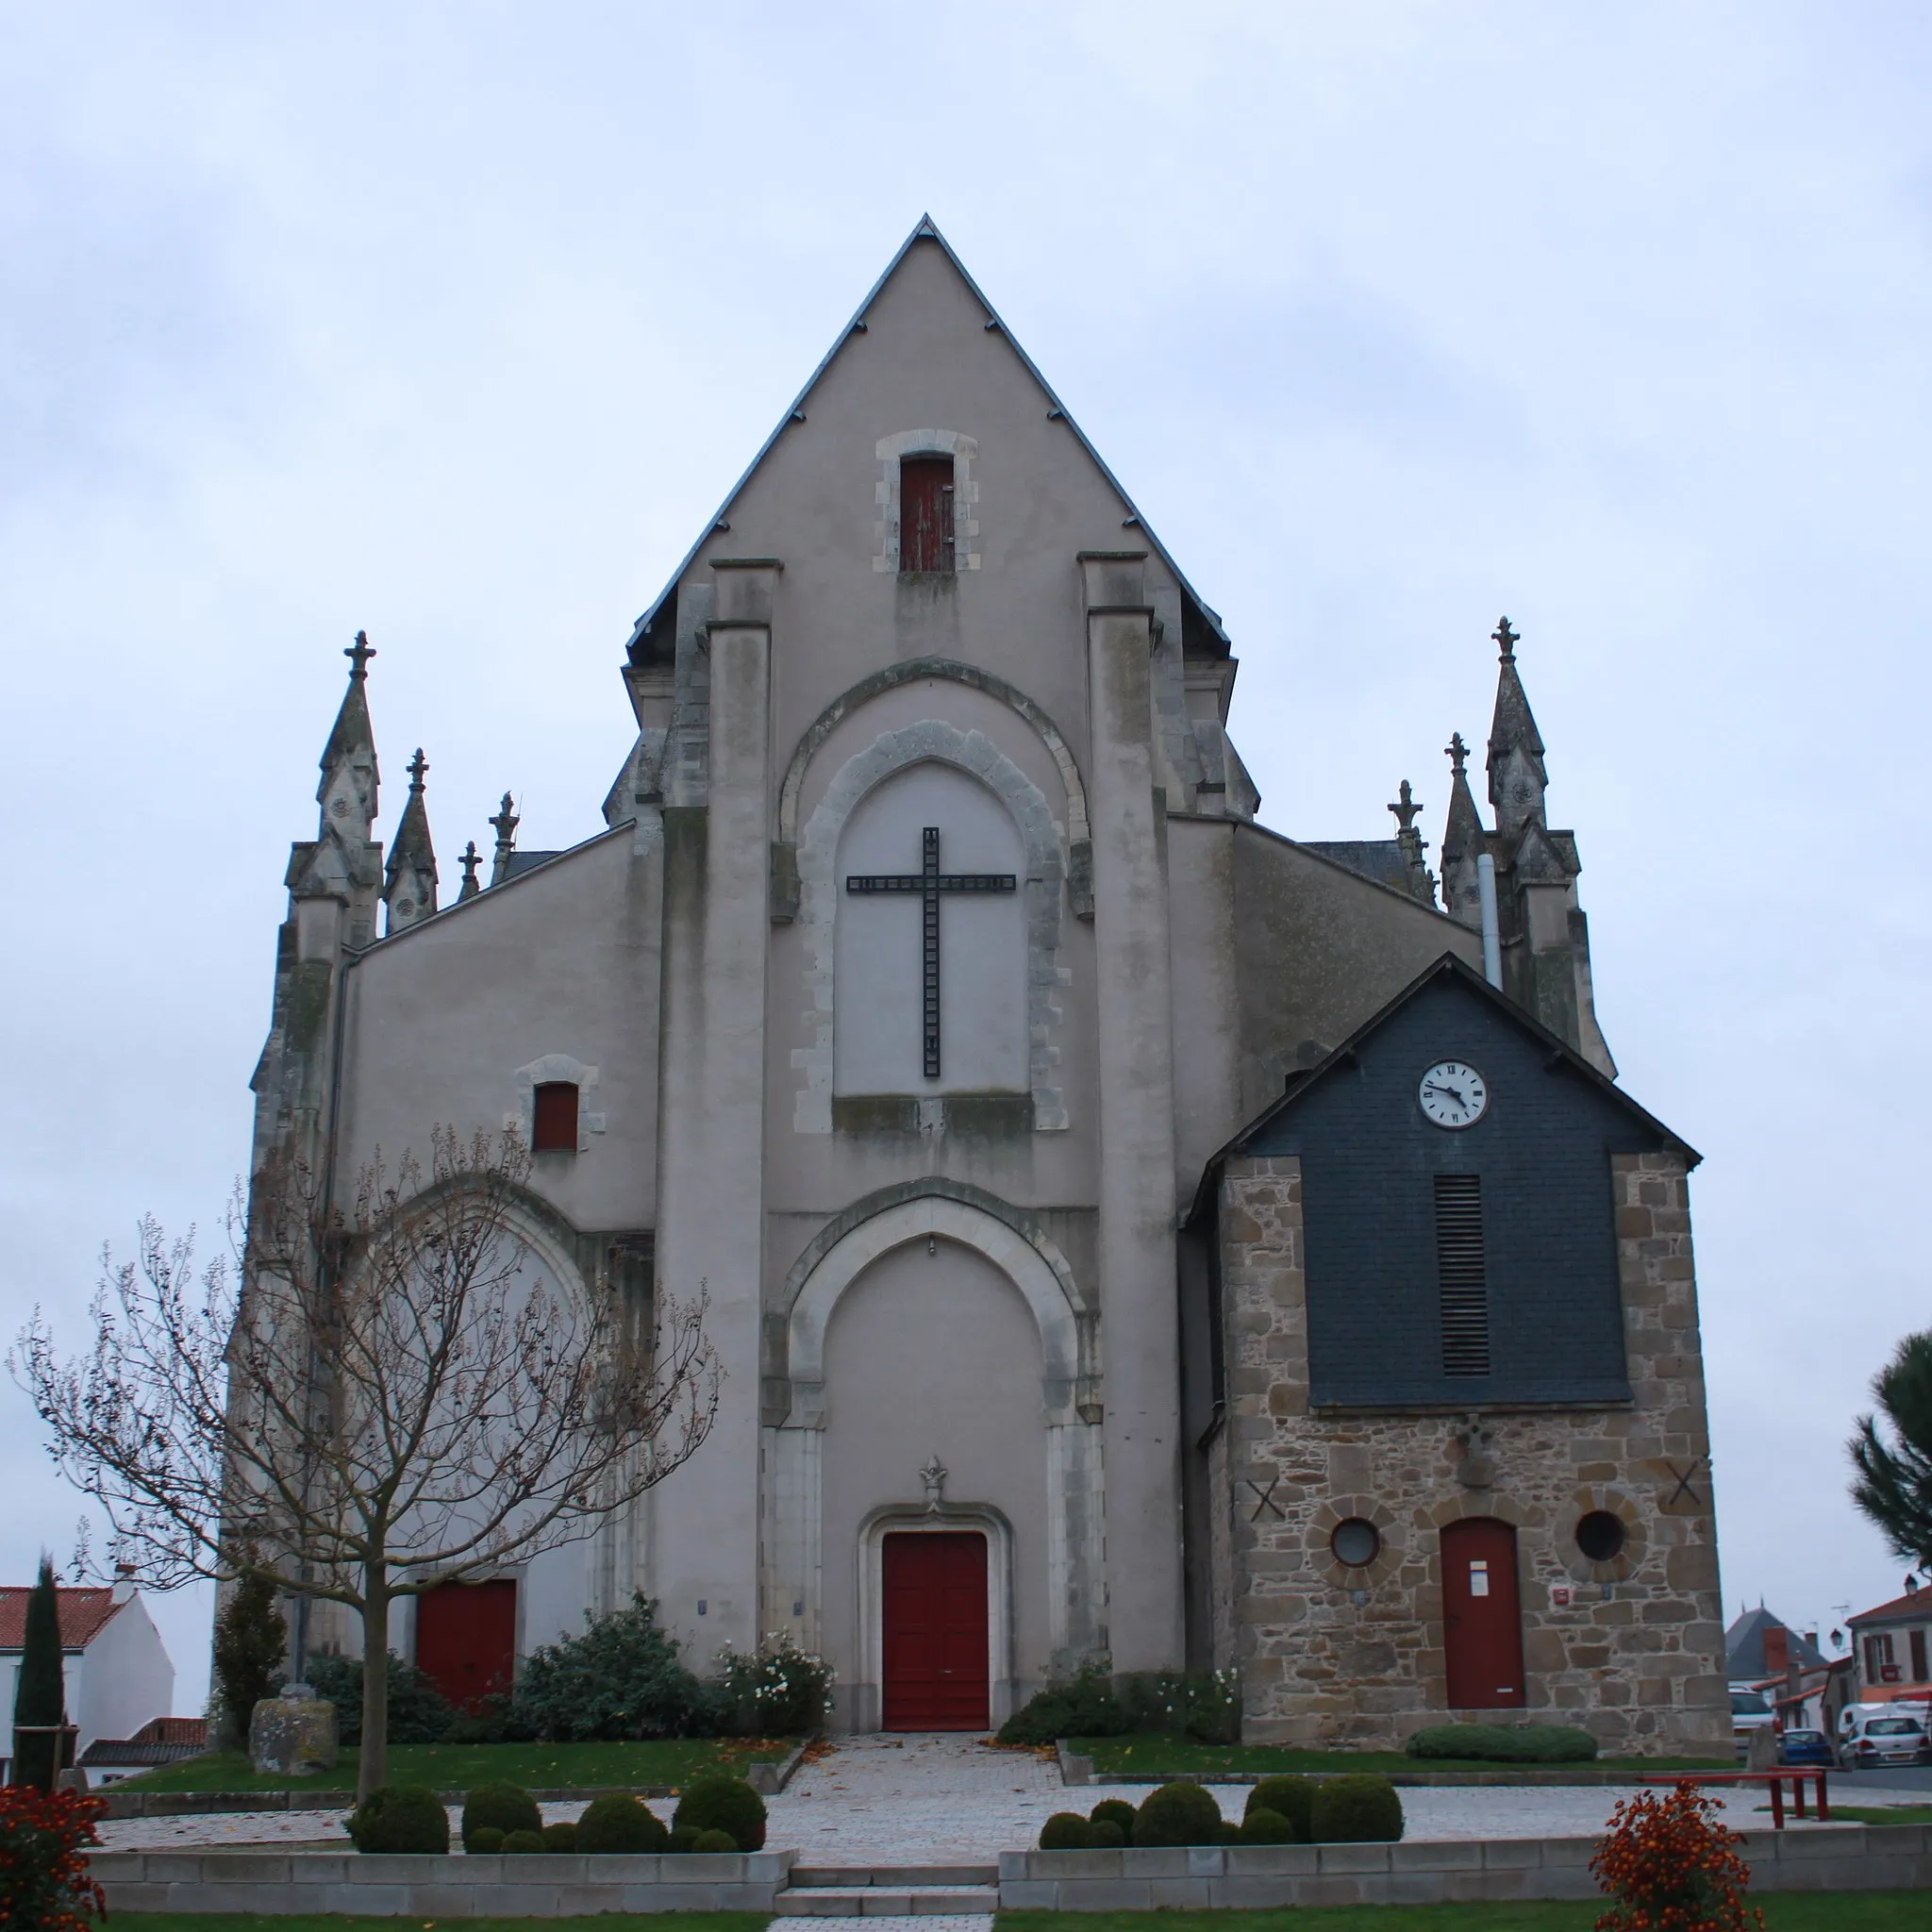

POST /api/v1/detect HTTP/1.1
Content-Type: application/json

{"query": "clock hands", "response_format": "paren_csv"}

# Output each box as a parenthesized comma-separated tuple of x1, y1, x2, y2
(1424, 1079, 1471, 1110)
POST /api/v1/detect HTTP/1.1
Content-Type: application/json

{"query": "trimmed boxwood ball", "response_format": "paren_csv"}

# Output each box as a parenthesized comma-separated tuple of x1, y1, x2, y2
(345, 1785, 450, 1855)
(541, 1821, 577, 1852)
(1239, 1806, 1296, 1845)
(668, 1824, 701, 1852)
(1040, 1810, 1095, 1850)
(673, 1774, 767, 1852)
(1246, 1774, 1317, 1841)
(463, 1780, 541, 1850)
(466, 1825, 504, 1854)
(691, 1828, 738, 1854)
(1089, 1798, 1137, 1835)
(1311, 1774, 1404, 1843)
(576, 1791, 670, 1853)
(1131, 1780, 1224, 1847)
(502, 1828, 545, 1855)
(1086, 1818, 1127, 1850)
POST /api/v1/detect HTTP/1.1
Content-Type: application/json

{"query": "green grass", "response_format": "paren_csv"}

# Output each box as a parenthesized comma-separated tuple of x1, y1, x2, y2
(115, 1737, 791, 1793)
(112, 1916, 768, 1932)
(1000, 1898, 1931, 1932)
(1072, 1733, 1734, 1777)
(1774, 1802, 1932, 1826)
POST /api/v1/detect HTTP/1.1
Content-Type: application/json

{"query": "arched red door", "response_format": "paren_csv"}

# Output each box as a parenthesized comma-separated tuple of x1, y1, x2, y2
(1441, 1518, 1526, 1709)
(882, 1532, 989, 1729)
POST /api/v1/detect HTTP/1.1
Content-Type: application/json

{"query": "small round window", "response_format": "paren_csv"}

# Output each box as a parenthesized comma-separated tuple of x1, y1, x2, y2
(1575, 1510, 1627, 1563)
(1329, 1518, 1381, 1568)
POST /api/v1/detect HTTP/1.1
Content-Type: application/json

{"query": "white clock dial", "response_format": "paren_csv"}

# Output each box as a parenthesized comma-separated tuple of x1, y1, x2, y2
(1419, 1059, 1488, 1128)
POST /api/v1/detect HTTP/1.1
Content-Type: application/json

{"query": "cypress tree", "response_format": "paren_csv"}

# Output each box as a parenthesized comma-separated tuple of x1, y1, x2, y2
(12, 1554, 69, 1791)
(211, 1570, 290, 1748)
(1851, 1329, 1932, 1571)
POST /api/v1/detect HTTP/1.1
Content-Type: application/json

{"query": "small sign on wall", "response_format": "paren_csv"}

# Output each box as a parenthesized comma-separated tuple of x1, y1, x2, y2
(1551, 1584, 1574, 1607)
(1469, 1559, 1490, 1597)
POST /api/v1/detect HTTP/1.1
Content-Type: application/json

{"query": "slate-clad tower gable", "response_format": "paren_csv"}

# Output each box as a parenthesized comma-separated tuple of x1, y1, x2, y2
(240, 220, 1724, 1752)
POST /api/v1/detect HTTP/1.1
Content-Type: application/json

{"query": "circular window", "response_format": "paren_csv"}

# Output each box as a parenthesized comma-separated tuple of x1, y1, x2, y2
(1329, 1518, 1381, 1568)
(1575, 1510, 1627, 1563)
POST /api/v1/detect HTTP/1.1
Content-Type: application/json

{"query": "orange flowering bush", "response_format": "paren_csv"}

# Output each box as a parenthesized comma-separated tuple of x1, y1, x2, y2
(0, 1785, 108, 1931)
(1591, 1779, 1762, 1932)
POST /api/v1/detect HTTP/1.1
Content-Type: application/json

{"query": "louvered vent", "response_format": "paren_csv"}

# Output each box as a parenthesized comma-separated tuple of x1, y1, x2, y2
(1434, 1174, 1491, 1376)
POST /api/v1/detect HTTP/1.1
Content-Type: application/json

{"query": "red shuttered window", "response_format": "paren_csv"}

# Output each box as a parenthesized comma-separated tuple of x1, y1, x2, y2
(900, 457, 956, 573)
(532, 1081, 578, 1153)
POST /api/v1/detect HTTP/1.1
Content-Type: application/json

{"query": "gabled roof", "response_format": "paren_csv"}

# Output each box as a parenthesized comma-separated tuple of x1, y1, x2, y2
(1724, 1606, 1830, 1677)
(1850, 1586, 1932, 1626)
(1188, 950, 1698, 1221)
(626, 214, 1230, 659)
(0, 1586, 124, 1652)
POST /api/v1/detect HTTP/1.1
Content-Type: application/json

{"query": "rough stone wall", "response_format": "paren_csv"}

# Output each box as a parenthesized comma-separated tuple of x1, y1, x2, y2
(1218, 1152, 1729, 1756)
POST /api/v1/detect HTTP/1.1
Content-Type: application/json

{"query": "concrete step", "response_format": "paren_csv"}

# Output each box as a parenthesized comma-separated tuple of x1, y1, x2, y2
(791, 1866, 998, 1889)
(774, 1887, 1000, 1916)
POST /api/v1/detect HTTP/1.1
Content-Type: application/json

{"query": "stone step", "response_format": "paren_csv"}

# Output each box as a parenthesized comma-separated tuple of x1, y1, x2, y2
(791, 1866, 998, 1889)
(774, 1886, 1000, 1916)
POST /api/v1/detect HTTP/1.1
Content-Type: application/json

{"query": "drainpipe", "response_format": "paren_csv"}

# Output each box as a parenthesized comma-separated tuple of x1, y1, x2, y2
(1475, 854, 1503, 989)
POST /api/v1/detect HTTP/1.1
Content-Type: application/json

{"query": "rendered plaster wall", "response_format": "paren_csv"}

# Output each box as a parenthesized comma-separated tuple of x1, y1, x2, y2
(1216, 1153, 1729, 1756)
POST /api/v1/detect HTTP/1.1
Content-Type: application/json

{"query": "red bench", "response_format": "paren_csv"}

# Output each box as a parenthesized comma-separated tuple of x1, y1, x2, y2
(1675, 1768, 1827, 1829)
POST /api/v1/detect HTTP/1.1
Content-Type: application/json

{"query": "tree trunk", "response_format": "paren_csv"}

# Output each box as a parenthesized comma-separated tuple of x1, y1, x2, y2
(357, 1576, 391, 1801)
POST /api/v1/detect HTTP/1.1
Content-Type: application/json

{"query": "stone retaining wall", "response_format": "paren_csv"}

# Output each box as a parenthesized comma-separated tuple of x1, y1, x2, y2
(998, 1828, 1932, 1909)
(89, 1848, 794, 1915)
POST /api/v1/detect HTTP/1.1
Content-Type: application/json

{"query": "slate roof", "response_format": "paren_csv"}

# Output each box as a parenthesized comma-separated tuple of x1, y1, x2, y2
(1849, 1586, 1932, 1628)
(1300, 839, 1414, 893)
(0, 1586, 124, 1652)
(1724, 1606, 1830, 1678)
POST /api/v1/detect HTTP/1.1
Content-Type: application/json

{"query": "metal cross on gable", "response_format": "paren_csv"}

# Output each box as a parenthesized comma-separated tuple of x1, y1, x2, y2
(845, 826, 1016, 1079)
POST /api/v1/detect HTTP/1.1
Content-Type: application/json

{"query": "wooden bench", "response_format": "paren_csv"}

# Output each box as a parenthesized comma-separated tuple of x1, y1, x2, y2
(1679, 1767, 1828, 1828)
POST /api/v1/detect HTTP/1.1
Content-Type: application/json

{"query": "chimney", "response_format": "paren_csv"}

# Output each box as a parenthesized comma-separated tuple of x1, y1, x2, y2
(1763, 1624, 1789, 1674)
(112, 1561, 137, 1607)
(1803, 1630, 1820, 1652)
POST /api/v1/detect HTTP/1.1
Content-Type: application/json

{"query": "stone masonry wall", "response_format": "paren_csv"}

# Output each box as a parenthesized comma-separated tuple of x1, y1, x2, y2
(1216, 1153, 1729, 1755)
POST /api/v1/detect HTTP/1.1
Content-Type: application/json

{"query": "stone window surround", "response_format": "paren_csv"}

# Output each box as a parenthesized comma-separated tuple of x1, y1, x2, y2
(854, 1506, 1016, 1728)
(507, 1054, 607, 1154)
(874, 429, 980, 573)
(790, 724, 1071, 1134)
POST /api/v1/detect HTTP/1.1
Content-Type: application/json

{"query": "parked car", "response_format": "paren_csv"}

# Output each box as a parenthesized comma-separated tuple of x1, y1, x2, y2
(1729, 1684, 1775, 1748)
(1775, 1727, 1833, 1768)
(1838, 1711, 1930, 1769)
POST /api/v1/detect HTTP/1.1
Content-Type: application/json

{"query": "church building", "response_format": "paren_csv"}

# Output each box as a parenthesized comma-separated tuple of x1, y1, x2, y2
(251, 218, 1729, 1753)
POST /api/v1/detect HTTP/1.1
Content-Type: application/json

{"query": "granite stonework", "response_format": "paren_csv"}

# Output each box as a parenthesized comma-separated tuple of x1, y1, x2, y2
(1214, 1150, 1730, 1755)
(246, 1695, 338, 1776)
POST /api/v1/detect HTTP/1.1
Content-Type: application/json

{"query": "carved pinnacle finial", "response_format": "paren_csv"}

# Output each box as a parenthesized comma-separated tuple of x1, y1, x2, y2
(1446, 732, 1470, 775)
(489, 791, 518, 842)
(1388, 779, 1424, 832)
(920, 1454, 949, 1510)
(407, 747, 429, 790)
(458, 841, 482, 901)
(344, 630, 375, 679)
(1492, 615, 1519, 660)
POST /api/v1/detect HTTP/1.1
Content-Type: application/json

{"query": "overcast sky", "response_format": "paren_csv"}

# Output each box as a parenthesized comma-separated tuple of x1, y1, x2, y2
(4, 3, 1927, 1709)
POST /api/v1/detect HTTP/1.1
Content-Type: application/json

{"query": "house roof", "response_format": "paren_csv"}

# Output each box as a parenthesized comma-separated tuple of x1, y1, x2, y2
(625, 214, 1230, 663)
(1850, 1585, 1932, 1627)
(0, 1586, 124, 1652)
(1186, 951, 1698, 1223)
(1724, 1606, 1830, 1678)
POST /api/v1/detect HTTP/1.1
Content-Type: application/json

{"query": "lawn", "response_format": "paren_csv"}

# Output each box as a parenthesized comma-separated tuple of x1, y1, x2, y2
(112, 1916, 769, 1932)
(115, 1737, 792, 1793)
(1001, 1898, 1930, 1932)
(1071, 1734, 1733, 1777)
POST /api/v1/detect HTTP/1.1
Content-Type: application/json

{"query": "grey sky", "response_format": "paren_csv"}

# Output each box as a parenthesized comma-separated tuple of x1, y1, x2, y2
(4, 3, 1927, 1706)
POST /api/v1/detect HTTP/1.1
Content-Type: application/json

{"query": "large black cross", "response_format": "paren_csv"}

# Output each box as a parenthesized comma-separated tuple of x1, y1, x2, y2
(845, 826, 1016, 1079)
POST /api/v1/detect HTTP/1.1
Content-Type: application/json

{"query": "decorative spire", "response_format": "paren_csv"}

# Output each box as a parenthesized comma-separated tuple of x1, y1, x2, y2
(458, 841, 482, 902)
(345, 630, 375, 679)
(1440, 732, 1487, 928)
(1387, 779, 1436, 906)
(489, 791, 520, 888)
(318, 630, 380, 836)
(383, 746, 439, 935)
(1486, 615, 1548, 841)
(1387, 779, 1423, 833)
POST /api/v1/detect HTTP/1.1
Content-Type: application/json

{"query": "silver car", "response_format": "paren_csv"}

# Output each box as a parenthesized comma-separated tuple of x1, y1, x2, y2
(1840, 1713, 1930, 1769)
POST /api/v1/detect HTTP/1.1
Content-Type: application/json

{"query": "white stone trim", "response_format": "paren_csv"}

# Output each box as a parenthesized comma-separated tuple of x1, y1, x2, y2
(874, 429, 980, 573)
(507, 1054, 605, 1152)
(791, 724, 1069, 1133)
(854, 1508, 1013, 1731)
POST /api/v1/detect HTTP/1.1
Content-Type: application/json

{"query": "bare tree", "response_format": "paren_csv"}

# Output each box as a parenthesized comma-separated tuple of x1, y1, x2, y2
(10, 1126, 719, 1797)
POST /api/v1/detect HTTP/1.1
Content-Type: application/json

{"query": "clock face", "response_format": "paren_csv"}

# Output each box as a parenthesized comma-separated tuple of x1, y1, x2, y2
(1419, 1060, 1488, 1129)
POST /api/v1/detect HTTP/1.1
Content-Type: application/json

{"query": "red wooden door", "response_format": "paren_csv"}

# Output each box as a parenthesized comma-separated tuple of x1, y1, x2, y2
(882, 1532, 989, 1730)
(1441, 1519, 1526, 1709)
(414, 1579, 517, 1711)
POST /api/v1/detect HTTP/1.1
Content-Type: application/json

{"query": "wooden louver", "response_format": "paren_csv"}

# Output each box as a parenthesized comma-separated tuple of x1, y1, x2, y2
(1434, 1173, 1491, 1376)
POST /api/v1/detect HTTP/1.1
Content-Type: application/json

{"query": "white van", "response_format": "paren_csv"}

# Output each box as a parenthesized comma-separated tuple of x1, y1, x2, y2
(1837, 1705, 1931, 1768)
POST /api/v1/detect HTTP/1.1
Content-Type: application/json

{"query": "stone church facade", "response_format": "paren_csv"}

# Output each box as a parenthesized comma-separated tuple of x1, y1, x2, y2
(249, 218, 1728, 1752)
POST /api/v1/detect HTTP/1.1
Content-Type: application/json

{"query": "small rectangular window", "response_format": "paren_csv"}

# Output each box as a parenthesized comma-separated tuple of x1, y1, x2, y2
(900, 457, 956, 574)
(1910, 1627, 1928, 1682)
(532, 1081, 578, 1153)
(1434, 1173, 1491, 1376)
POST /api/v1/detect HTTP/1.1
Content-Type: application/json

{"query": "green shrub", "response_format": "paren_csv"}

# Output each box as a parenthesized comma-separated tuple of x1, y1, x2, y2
(575, 1792, 669, 1853)
(1405, 1722, 1597, 1764)
(691, 1828, 739, 1854)
(211, 1568, 289, 1750)
(1131, 1780, 1224, 1847)
(672, 1774, 767, 1852)
(466, 1825, 504, 1854)
(344, 1785, 450, 1855)
(668, 1825, 701, 1851)
(1089, 1797, 1137, 1834)
(309, 1652, 455, 1745)
(1239, 1806, 1296, 1844)
(510, 1593, 715, 1741)
(712, 1632, 834, 1736)
(1310, 1774, 1403, 1843)
(997, 1662, 1132, 1746)
(1246, 1774, 1317, 1840)
(541, 1821, 577, 1852)
(1087, 1817, 1127, 1849)
(502, 1829, 545, 1855)
(462, 1780, 541, 1849)
(1040, 1811, 1094, 1850)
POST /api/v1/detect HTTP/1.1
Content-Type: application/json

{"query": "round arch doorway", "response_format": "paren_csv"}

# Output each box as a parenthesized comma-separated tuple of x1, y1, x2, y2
(880, 1528, 991, 1730)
